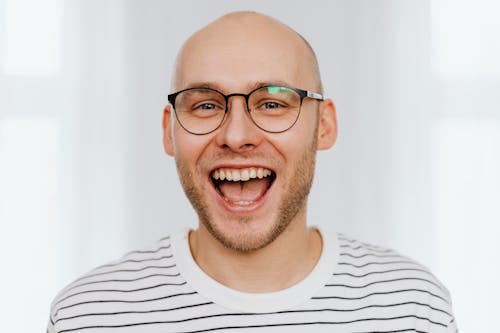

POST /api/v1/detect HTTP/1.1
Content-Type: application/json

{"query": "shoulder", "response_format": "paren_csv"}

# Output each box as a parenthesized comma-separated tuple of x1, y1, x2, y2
(326, 233, 456, 328)
(333, 233, 452, 300)
(48, 234, 192, 331)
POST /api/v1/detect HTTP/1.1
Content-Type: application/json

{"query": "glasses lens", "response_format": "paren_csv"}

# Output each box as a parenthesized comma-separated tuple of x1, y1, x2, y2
(174, 88, 226, 134)
(248, 86, 301, 132)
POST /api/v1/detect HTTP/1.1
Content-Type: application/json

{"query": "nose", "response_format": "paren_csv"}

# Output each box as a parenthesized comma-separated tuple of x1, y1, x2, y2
(214, 96, 263, 152)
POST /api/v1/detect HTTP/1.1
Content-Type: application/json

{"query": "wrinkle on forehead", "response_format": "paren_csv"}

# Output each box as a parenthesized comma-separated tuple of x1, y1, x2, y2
(171, 11, 322, 93)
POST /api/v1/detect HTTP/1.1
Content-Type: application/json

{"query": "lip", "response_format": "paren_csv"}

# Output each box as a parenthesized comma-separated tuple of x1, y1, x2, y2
(208, 164, 276, 215)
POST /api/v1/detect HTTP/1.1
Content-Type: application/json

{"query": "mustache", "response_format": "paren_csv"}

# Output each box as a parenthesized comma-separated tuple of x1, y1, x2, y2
(208, 150, 270, 161)
(198, 150, 282, 170)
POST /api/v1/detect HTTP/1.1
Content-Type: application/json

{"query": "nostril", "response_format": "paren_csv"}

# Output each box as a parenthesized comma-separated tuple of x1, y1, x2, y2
(221, 143, 254, 151)
(237, 143, 255, 152)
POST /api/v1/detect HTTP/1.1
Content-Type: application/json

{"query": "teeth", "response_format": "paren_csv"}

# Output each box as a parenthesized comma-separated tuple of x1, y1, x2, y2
(257, 168, 264, 179)
(212, 167, 273, 182)
(223, 198, 254, 205)
(232, 171, 240, 181)
(234, 200, 253, 205)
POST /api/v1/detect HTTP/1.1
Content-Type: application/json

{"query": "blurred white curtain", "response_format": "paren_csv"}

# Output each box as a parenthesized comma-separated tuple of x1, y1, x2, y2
(0, 0, 498, 332)
(0, 0, 130, 331)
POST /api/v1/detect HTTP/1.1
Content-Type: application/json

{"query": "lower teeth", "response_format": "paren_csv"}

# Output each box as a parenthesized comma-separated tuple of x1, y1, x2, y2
(235, 201, 253, 205)
(223, 197, 254, 205)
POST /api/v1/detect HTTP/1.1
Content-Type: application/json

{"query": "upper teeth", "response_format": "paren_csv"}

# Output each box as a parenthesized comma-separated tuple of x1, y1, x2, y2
(212, 167, 272, 182)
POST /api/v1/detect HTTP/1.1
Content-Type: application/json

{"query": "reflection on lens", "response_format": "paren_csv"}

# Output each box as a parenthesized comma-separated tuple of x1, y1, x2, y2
(266, 86, 295, 97)
(249, 86, 300, 133)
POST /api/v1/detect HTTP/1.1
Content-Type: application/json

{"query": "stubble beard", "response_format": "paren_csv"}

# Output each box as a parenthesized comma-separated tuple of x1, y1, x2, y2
(176, 130, 318, 253)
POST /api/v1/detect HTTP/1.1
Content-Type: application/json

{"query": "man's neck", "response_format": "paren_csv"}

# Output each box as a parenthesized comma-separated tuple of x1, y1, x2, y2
(188, 215, 323, 293)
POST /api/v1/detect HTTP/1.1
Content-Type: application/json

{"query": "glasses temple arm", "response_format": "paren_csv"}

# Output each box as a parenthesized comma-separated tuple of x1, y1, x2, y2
(306, 91, 324, 101)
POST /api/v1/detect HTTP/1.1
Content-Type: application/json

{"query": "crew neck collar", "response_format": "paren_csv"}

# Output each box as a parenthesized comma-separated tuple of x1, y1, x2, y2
(171, 226, 339, 313)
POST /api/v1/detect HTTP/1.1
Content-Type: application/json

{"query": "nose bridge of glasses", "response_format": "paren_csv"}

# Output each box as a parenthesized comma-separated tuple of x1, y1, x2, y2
(220, 92, 259, 133)
(225, 93, 251, 113)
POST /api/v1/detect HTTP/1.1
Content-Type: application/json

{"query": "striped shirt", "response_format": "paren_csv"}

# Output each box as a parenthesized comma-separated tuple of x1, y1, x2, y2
(47, 227, 458, 332)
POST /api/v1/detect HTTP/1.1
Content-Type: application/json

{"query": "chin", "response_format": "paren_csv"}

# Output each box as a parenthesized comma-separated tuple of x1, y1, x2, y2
(202, 215, 285, 252)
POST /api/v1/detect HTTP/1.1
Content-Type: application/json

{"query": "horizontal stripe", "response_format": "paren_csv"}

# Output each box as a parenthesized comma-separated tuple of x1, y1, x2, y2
(353, 328, 429, 333)
(96, 254, 173, 270)
(58, 314, 446, 333)
(54, 291, 199, 317)
(70, 264, 177, 286)
(65, 273, 182, 294)
(312, 288, 449, 304)
(338, 260, 417, 268)
(124, 244, 172, 256)
(325, 277, 445, 292)
(275, 302, 450, 317)
(55, 302, 214, 324)
(339, 252, 405, 259)
(55, 281, 188, 306)
(338, 236, 390, 251)
(333, 267, 433, 279)
(339, 243, 394, 253)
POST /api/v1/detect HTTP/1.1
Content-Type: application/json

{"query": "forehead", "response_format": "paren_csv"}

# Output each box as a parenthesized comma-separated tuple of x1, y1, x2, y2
(174, 17, 315, 92)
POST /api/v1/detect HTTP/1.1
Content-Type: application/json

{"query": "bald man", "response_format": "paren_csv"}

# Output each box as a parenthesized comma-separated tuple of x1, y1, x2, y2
(48, 12, 457, 333)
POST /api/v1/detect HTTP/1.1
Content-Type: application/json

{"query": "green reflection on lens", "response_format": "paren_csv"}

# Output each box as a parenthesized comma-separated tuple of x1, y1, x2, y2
(267, 86, 288, 94)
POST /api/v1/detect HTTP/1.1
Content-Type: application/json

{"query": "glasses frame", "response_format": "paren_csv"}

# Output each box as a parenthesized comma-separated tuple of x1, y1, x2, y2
(167, 85, 324, 135)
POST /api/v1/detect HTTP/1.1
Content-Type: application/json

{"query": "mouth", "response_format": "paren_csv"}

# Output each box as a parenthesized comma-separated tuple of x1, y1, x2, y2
(210, 167, 276, 207)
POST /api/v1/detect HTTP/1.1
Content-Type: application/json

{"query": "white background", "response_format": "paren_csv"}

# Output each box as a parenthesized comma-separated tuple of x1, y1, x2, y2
(0, 0, 499, 332)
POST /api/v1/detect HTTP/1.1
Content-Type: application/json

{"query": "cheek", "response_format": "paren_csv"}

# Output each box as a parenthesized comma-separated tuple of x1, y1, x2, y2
(173, 126, 214, 170)
(272, 121, 317, 157)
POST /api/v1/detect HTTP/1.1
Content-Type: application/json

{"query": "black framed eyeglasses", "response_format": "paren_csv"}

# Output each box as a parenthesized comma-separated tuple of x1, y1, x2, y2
(167, 85, 324, 135)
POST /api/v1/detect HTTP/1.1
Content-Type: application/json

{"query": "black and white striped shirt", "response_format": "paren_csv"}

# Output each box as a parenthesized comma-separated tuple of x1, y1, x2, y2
(47, 227, 457, 332)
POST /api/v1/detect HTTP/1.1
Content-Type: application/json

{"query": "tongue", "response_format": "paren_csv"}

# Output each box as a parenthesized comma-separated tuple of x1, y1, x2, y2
(219, 178, 270, 202)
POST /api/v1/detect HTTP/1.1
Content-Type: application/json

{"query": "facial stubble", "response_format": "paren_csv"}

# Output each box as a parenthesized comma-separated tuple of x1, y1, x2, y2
(176, 126, 318, 253)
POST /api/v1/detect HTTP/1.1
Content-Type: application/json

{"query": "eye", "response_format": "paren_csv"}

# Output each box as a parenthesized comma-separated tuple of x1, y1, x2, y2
(263, 101, 281, 109)
(190, 100, 224, 119)
(192, 101, 223, 111)
(198, 103, 217, 110)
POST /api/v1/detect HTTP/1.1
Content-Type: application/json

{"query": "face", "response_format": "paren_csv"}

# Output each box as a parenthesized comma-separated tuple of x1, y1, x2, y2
(164, 15, 336, 252)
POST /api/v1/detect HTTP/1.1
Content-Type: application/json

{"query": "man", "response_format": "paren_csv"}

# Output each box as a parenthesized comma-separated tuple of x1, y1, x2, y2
(48, 11, 457, 333)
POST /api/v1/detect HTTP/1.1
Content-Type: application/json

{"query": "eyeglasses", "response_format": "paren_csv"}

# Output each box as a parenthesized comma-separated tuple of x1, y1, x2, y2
(167, 85, 324, 135)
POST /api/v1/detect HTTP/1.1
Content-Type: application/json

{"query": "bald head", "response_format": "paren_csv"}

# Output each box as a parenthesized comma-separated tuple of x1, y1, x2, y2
(172, 11, 323, 94)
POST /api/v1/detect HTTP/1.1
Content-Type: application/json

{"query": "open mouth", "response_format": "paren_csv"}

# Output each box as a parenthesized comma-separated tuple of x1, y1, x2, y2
(210, 167, 276, 206)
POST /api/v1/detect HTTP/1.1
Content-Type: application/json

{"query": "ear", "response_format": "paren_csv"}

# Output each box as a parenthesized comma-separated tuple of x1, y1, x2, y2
(162, 105, 175, 156)
(316, 98, 338, 150)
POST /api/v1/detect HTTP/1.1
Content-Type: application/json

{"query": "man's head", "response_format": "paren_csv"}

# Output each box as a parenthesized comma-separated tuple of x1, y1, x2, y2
(163, 11, 337, 252)
(171, 12, 324, 95)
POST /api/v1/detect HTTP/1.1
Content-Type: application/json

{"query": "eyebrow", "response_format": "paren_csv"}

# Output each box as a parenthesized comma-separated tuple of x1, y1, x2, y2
(181, 80, 294, 93)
